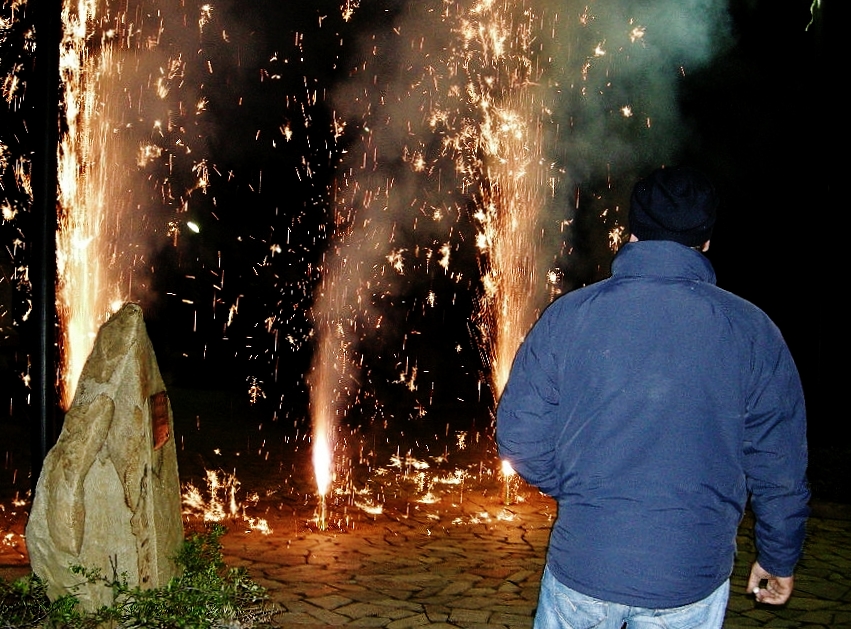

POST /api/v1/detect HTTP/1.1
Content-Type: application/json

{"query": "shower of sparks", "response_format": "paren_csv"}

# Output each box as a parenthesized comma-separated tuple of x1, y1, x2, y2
(310, 327, 339, 513)
(55, 0, 183, 407)
(1, 0, 731, 545)
(458, 0, 560, 398)
(246, 376, 266, 404)
(182, 469, 272, 534)
(313, 422, 333, 498)
(168, 432, 525, 534)
(309, 0, 563, 471)
(56, 1, 118, 407)
(1, 0, 34, 350)
(608, 224, 626, 252)
(501, 457, 516, 504)
(341, 0, 360, 23)
(501, 458, 515, 477)
(306, 0, 688, 498)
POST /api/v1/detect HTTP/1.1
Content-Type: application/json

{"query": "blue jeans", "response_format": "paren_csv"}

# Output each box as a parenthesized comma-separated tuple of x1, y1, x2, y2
(534, 566, 729, 629)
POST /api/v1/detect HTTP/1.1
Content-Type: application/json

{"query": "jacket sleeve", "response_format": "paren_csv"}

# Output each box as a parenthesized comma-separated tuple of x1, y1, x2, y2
(496, 314, 563, 498)
(743, 327, 810, 577)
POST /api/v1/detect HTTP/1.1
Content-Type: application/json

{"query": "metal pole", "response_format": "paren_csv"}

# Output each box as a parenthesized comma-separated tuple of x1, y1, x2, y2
(28, 0, 62, 485)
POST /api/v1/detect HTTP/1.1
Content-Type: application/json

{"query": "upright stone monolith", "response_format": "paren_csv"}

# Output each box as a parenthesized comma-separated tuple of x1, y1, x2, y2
(26, 303, 184, 611)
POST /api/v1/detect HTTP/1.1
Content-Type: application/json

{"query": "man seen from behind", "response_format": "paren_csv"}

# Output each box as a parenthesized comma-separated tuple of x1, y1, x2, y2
(496, 166, 809, 629)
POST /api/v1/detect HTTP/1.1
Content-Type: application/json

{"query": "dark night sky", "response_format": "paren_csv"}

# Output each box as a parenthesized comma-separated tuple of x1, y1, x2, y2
(678, 0, 837, 440)
(175, 0, 839, 435)
(0, 0, 840, 447)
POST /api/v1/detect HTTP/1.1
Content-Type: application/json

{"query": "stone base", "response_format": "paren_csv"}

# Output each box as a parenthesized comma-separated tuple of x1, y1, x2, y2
(26, 303, 183, 611)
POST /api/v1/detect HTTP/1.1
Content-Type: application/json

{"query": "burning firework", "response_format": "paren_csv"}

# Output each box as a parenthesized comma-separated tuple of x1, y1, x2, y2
(2, 0, 735, 546)
(312, 419, 333, 530)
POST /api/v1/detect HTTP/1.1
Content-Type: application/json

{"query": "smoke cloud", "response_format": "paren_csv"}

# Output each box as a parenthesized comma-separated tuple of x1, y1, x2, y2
(313, 0, 732, 419)
(548, 0, 732, 183)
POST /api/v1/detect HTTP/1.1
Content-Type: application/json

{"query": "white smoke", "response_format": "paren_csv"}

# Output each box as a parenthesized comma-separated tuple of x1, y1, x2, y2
(547, 0, 732, 183)
(313, 0, 733, 418)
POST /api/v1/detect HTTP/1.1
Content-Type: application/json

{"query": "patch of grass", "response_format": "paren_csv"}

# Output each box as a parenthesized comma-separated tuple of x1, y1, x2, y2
(0, 524, 278, 628)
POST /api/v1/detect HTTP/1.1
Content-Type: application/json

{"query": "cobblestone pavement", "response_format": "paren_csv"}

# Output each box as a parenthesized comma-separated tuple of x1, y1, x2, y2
(2, 385, 849, 628)
(7, 480, 848, 628)
(222, 495, 851, 628)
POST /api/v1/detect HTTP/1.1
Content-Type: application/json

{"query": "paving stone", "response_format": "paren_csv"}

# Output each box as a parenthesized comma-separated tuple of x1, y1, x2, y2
(5, 466, 850, 629)
(338, 601, 400, 620)
(385, 613, 432, 628)
(274, 611, 330, 625)
(437, 580, 475, 596)
(294, 582, 345, 597)
(413, 593, 463, 607)
(448, 607, 492, 623)
(381, 608, 427, 621)
(796, 609, 842, 625)
(491, 611, 535, 627)
(423, 604, 451, 622)
(414, 584, 451, 599)
(726, 594, 757, 613)
(490, 603, 537, 616)
(348, 618, 393, 627)
(721, 619, 764, 628)
(309, 593, 354, 609)
(304, 605, 354, 625)
(504, 569, 536, 584)
(370, 596, 424, 609)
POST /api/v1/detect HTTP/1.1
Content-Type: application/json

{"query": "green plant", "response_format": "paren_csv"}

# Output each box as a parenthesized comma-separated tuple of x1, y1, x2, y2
(0, 524, 278, 628)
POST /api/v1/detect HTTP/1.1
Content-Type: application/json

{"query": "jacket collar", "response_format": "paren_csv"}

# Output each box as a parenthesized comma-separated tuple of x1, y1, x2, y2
(611, 240, 717, 285)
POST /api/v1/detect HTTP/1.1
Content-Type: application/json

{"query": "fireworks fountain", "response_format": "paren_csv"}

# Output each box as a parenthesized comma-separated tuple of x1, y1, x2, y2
(306, 0, 734, 522)
(0, 0, 734, 542)
(307, 0, 564, 517)
(54, 0, 197, 409)
(460, 0, 559, 397)
(310, 326, 338, 530)
(56, 0, 124, 409)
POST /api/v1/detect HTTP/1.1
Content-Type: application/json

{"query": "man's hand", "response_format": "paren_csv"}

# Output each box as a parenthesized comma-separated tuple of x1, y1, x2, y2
(748, 561, 794, 605)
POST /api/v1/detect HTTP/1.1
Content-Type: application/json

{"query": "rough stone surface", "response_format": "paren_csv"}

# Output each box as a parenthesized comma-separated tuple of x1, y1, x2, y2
(25, 303, 183, 610)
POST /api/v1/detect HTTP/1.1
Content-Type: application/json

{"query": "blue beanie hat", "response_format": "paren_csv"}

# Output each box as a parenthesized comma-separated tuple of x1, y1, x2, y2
(628, 166, 718, 247)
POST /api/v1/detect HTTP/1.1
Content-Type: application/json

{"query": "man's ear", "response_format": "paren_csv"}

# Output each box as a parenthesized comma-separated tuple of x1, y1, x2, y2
(701, 240, 710, 252)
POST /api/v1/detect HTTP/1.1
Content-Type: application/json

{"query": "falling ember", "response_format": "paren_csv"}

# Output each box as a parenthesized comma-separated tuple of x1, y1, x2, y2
(608, 225, 626, 252)
(629, 24, 646, 43)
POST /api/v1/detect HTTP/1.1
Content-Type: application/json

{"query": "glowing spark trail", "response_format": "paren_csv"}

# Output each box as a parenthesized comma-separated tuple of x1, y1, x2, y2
(55, 0, 179, 407)
(311, 325, 339, 530)
(460, 0, 558, 397)
(56, 0, 123, 406)
(312, 1, 562, 439)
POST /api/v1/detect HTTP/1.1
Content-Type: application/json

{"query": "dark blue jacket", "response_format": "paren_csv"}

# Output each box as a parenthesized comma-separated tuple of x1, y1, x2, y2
(496, 240, 809, 608)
